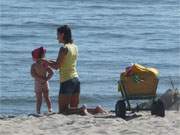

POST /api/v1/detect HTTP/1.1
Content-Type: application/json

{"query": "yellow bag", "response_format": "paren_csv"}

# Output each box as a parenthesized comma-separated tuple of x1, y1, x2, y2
(119, 64, 159, 96)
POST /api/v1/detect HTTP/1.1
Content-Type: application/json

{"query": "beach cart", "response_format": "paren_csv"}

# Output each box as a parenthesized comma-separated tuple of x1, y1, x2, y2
(115, 64, 165, 118)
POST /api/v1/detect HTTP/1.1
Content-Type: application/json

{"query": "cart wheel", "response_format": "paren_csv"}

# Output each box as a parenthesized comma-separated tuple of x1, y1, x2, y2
(151, 99, 165, 117)
(115, 100, 126, 119)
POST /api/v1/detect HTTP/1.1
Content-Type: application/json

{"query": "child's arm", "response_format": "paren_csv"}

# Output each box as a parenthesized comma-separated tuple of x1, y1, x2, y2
(46, 67, 54, 81)
(47, 60, 58, 70)
(31, 64, 46, 81)
(42, 47, 68, 70)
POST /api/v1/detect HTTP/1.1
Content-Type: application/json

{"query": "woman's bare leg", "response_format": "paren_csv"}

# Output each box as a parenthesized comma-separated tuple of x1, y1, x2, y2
(86, 105, 107, 115)
(70, 94, 79, 108)
(59, 94, 70, 113)
(94, 105, 107, 113)
(36, 92, 42, 114)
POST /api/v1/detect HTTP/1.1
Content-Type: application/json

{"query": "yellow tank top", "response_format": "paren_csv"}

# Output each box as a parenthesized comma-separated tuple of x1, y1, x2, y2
(59, 43, 78, 82)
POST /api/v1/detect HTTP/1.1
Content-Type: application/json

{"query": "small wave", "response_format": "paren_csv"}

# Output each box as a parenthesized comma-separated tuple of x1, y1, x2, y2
(1, 21, 59, 29)
(0, 50, 56, 54)
(143, 62, 180, 69)
(73, 25, 107, 30)
(24, 21, 59, 28)
(139, 32, 157, 35)
(0, 96, 35, 105)
(81, 94, 119, 103)
(86, 32, 135, 40)
(159, 76, 180, 84)
(10, 6, 34, 9)
(80, 79, 115, 85)
(85, 49, 118, 55)
(0, 24, 22, 27)
(0, 50, 31, 54)
(122, 47, 180, 53)
(0, 34, 40, 40)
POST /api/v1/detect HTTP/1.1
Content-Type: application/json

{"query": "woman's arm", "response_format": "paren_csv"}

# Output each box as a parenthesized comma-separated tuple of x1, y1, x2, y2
(47, 47, 68, 70)
(56, 47, 68, 68)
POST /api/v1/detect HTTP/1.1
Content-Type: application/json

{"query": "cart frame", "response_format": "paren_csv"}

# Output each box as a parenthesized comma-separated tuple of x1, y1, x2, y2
(118, 79, 158, 111)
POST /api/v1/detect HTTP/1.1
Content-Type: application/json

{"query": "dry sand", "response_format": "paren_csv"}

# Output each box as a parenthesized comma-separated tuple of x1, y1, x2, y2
(1, 89, 179, 135)
(0, 111, 180, 135)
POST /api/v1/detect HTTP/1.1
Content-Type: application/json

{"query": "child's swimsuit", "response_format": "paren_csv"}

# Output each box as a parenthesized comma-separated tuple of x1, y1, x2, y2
(35, 80, 49, 93)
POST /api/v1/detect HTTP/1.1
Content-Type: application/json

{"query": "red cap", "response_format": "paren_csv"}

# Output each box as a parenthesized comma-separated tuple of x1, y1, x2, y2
(32, 47, 46, 61)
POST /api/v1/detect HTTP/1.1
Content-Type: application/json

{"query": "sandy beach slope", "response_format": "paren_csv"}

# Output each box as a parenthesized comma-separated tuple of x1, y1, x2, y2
(0, 111, 179, 135)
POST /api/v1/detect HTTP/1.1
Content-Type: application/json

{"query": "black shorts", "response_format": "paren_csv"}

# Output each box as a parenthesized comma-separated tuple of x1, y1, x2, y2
(59, 77, 80, 95)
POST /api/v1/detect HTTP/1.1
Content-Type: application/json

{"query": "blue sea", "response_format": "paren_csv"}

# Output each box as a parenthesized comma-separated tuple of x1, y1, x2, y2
(0, 0, 180, 115)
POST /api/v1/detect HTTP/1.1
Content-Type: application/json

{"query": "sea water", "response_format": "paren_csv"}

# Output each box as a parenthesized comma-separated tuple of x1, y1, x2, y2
(0, 0, 180, 115)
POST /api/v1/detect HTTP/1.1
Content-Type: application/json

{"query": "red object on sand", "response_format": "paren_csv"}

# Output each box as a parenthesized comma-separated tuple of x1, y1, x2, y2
(125, 66, 133, 76)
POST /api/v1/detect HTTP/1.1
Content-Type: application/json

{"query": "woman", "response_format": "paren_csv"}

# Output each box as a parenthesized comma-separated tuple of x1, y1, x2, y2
(47, 25, 107, 115)
(47, 25, 80, 113)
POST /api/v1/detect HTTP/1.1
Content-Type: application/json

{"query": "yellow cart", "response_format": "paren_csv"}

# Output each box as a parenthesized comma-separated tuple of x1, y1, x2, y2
(115, 64, 165, 118)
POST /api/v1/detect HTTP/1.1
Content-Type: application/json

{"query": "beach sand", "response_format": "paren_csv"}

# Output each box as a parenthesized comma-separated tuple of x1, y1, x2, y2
(1, 89, 179, 135)
(0, 111, 180, 135)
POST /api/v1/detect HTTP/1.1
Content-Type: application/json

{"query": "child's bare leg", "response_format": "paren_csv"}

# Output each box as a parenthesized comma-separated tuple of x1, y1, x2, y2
(36, 92, 42, 114)
(86, 105, 107, 114)
(43, 90, 52, 112)
(95, 105, 107, 114)
(80, 105, 91, 115)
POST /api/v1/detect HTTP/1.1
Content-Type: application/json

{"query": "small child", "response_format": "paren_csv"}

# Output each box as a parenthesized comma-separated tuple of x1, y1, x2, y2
(31, 46, 53, 114)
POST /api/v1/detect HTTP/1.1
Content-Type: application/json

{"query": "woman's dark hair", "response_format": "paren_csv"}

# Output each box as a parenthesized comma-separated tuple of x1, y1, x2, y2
(57, 25, 73, 44)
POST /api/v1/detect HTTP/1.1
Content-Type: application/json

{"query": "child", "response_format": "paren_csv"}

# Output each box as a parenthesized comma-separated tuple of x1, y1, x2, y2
(31, 47, 53, 114)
